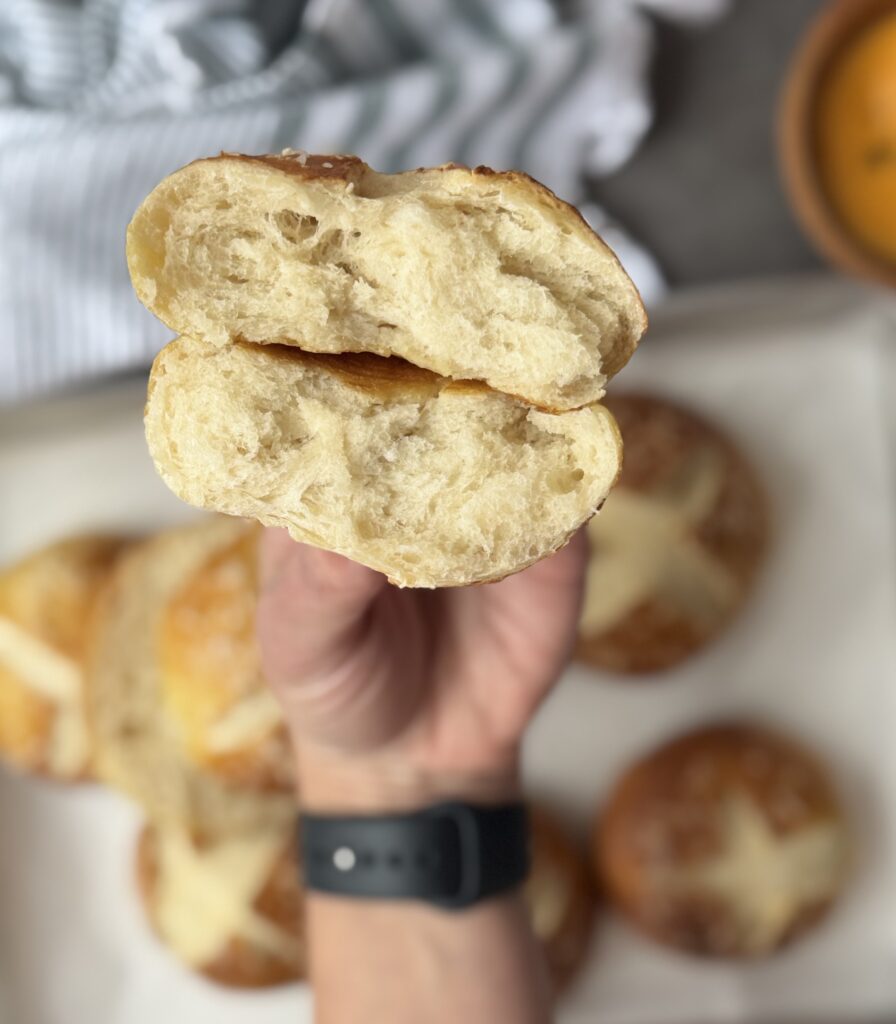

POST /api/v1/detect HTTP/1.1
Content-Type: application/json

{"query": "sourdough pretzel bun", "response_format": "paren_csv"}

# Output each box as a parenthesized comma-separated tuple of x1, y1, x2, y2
(577, 393, 768, 674)
(145, 337, 623, 588)
(85, 519, 294, 837)
(127, 152, 646, 412)
(136, 822, 306, 988)
(526, 806, 596, 994)
(158, 525, 292, 792)
(0, 535, 129, 781)
(595, 723, 850, 958)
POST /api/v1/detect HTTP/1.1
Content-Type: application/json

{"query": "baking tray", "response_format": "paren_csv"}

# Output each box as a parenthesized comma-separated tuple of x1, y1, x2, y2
(1, 275, 895, 1024)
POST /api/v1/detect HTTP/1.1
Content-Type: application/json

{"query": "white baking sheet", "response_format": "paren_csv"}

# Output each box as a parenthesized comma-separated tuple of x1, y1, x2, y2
(1, 275, 895, 1024)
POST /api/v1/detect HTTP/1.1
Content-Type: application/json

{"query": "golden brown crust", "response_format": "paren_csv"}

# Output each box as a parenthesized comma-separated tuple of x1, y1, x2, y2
(158, 337, 495, 409)
(136, 824, 307, 988)
(0, 535, 132, 661)
(577, 393, 768, 674)
(527, 806, 597, 994)
(0, 535, 132, 781)
(241, 343, 480, 399)
(84, 519, 296, 837)
(595, 723, 850, 958)
(226, 151, 369, 184)
(0, 672, 56, 780)
(158, 524, 293, 793)
(578, 602, 710, 678)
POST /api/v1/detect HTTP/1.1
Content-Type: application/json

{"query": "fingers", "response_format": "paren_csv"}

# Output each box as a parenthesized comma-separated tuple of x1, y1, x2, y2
(468, 529, 588, 723)
(518, 527, 588, 588)
(257, 529, 429, 754)
(487, 527, 588, 614)
(257, 529, 385, 691)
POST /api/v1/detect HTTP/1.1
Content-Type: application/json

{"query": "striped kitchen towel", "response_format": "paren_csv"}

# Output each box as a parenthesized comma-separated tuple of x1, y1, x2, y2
(0, 0, 728, 403)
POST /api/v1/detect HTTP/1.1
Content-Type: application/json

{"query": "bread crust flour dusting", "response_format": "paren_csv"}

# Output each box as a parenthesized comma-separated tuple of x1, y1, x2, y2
(595, 723, 850, 957)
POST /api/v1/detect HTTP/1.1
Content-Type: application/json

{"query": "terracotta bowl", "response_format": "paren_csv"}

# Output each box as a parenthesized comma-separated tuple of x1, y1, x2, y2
(779, 0, 896, 288)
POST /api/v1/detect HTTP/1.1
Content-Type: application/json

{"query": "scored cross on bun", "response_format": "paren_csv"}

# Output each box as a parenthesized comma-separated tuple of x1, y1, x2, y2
(158, 524, 293, 793)
(0, 535, 130, 782)
(136, 803, 593, 993)
(577, 393, 768, 673)
(136, 821, 306, 988)
(129, 153, 645, 588)
(595, 723, 850, 958)
(85, 518, 294, 839)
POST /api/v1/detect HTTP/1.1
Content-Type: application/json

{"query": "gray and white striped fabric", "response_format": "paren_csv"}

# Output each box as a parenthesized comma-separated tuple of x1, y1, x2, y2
(0, 0, 727, 402)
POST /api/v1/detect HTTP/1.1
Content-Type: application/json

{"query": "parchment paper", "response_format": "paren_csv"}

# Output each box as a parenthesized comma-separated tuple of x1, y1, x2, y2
(1, 276, 894, 1024)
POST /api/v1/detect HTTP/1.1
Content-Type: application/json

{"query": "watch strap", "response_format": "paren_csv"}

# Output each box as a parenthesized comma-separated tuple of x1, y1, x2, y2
(300, 801, 529, 910)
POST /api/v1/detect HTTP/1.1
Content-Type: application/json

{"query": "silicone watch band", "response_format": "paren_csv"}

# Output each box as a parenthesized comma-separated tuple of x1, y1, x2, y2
(300, 801, 530, 910)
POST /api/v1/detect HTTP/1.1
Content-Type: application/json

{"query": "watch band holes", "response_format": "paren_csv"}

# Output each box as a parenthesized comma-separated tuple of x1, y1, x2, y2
(333, 846, 357, 872)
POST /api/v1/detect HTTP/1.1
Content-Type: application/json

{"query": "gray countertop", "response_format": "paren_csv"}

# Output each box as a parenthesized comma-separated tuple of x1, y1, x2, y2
(591, 0, 828, 287)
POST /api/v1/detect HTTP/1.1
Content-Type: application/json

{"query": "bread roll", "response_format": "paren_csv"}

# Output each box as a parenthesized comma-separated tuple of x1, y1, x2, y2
(595, 723, 850, 958)
(85, 518, 294, 837)
(136, 804, 586, 993)
(577, 393, 768, 673)
(0, 535, 129, 781)
(526, 806, 596, 995)
(158, 525, 292, 792)
(145, 337, 623, 588)
(136, 821, 306, 988)
(127, 153, 646, 412)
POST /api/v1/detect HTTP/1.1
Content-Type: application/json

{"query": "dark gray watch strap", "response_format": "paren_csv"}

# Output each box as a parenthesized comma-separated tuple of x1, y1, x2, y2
(299, 801, 529, 910)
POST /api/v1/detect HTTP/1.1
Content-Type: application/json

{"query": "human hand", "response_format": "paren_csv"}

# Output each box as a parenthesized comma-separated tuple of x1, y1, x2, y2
(257, 529, 587, 811)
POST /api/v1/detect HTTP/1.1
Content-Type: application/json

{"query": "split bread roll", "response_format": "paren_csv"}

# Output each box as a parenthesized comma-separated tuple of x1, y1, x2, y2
(85, 518, 294, 838)
(0, 535, 129, 781)
(145, 337, 623, 588)
(137, 821, 306, 988)
(158, 525, 293, 792)
(127, 152, 646, 412)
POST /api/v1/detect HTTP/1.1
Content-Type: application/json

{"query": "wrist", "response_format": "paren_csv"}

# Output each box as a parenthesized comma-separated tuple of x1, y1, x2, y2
(295, 744, 521, 813)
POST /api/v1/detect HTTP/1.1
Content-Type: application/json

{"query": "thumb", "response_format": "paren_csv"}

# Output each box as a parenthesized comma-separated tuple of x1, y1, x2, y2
(256, 528, 384, 690)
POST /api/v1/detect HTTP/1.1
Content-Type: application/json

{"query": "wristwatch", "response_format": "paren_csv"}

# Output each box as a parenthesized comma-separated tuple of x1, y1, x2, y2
(299, 801, 530, 910)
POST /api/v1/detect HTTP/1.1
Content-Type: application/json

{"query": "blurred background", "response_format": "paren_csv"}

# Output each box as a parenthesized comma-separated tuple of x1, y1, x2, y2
(2, 1, 896, 1022)
(0, 0, 856, 401)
